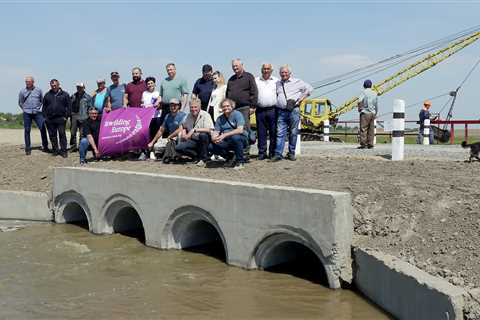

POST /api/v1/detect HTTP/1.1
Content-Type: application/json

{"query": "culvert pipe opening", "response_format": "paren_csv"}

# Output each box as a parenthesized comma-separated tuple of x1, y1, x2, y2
(63, 202, 89, 229)
(259, 241, 329, 286)
(112, 207, 146, 243)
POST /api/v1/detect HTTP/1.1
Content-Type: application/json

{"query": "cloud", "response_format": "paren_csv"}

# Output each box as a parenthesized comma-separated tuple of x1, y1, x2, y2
(319, 54, 374, 69)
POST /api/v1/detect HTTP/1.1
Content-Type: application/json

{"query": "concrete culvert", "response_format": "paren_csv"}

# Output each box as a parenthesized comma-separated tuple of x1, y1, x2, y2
(173, 219, 226, 261)
(112, 207, 146, 243)
(258, 241, 329, 286)
(62, 202, 89, 229)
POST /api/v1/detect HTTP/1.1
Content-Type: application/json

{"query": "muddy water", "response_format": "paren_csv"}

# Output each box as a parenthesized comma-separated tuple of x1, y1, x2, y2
(0, 222, 389, 319)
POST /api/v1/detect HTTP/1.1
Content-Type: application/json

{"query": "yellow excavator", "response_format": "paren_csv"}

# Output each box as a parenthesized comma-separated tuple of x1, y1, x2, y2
(252, 29, 480, 136)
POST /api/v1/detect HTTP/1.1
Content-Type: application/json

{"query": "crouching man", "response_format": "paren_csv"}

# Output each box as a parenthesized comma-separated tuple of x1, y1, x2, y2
(175, 97, 214, 166)
(210, 98, 248, 170)
(79, 107, 101, 165)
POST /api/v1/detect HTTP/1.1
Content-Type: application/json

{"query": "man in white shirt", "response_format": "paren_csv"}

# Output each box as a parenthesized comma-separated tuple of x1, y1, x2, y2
(255, 63, 278, 160)
(175, 97, 214, 166)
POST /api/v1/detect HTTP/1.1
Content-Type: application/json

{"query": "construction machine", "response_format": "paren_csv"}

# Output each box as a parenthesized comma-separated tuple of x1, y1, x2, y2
(281, 29, 480, 138)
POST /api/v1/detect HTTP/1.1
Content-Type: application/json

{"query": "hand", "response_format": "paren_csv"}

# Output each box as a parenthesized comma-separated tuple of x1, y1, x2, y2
(249, 107, 256, 115)
(213, 134, 224, 144)
(185, 129, 194, 140)
(94, 150, 100, 158)
(147, 141, 153, 149)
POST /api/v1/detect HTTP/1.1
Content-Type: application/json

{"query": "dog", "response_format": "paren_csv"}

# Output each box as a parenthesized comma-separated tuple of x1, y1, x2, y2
(461, 141, 480, 162)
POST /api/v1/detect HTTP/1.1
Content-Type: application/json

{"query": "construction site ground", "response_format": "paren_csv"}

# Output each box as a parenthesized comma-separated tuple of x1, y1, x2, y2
(1, 128, 479, 289)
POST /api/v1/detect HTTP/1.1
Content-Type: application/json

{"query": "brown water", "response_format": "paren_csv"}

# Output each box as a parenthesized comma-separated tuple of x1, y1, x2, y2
(0, 222, 389, 319)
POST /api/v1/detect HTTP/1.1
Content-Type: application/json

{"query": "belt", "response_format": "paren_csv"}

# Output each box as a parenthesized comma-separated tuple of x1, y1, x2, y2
(257, 105, 276, 110)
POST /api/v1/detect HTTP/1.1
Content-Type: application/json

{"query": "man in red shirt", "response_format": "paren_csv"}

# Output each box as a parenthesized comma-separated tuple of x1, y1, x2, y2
(124, 67, 147, 108)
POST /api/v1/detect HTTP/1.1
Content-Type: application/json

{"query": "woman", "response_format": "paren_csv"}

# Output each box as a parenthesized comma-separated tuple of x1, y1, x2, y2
(91, 79, 108, 114)
(207, 71, 227, 121)
(140, 77, 161, 160)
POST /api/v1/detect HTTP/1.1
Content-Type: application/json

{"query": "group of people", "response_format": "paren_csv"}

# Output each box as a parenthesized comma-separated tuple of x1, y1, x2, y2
(18, 59, 317, 169)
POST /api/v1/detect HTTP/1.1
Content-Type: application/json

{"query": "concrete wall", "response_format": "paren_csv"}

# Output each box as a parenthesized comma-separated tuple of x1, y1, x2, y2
(52, 167, 353, 288)
(0, 190, 52, 221)
(353, 247, 467, 320)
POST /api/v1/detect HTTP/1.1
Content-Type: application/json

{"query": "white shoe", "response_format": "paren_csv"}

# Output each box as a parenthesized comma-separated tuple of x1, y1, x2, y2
(138, 152, 147, 161)
(233, 162, 245, 170)
(149, 151, 157, 160)
(196, 160, 206, 167)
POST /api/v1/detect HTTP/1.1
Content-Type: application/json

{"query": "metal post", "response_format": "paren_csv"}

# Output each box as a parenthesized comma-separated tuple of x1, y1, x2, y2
(465, 124, 469, 142)
(323, 119, 330, 142)
(392, 99, 405, 161)
(450, 123, 455, 144)
(373, 119, 377, 145)
(423, 119, 430, 145)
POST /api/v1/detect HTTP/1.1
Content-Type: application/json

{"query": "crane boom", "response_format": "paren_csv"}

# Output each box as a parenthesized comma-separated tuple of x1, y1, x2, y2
(329, 31, 480, 120)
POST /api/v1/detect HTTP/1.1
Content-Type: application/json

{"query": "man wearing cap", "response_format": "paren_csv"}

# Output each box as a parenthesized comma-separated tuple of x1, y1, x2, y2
(417, 100, 434, 144)
(357, 79, 378, 149)
(18, 76, 49, 155)
(124, 67, 147, 108)
(42, 79, 71, 157)
(192, 64, 214, 112)
(159, 63, 189, 123)
(105, 71, 126, 112)
(92, 79, 108, 114)
(70, 83, 92, 151)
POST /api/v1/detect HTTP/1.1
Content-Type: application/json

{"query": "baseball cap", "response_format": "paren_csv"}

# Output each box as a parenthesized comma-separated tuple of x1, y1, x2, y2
(169, 98, 180, 105)
(424, 100, 432, 107)
(96, 79, 106, 83)
(76, 82, 85, 87)
(110, 71, 120, 77)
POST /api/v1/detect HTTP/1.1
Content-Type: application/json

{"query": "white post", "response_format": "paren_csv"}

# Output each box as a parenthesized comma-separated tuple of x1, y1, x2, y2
(296, 121, 301, 155)
(423, 119, 430, 145)
(392, 99, 405, 161)
(373, 119, 377, 145)
(323, 119, 330, 142)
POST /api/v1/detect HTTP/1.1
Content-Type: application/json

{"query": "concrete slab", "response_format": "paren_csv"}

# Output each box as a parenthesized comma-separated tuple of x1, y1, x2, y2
(52, 167, 353, 288)
(353, 247, 467, 320)
(0, 190, 52, 221)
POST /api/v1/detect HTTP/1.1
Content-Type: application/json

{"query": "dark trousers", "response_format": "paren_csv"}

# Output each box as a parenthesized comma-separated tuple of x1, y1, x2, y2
(158, 103, 171, 135)
(210, 135, 248, 163)
(175, 133, 210, 161)
(23, 112, 49, 151)
(149, 117, 163, 140)
(359, 112, 375, 147)
(255, 107, 277, 157)
(46, 117, 67, 153)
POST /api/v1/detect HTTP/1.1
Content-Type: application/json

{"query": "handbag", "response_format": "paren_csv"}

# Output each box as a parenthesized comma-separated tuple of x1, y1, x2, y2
(282, 82, 297, 111)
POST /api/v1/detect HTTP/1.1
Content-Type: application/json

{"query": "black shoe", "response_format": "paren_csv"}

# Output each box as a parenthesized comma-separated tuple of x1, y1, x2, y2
(224, 158, 236, 168)
(41, 148, 52, 154)
(70, 146, 78, 152)
(25, 150, 31, 155)
(270, 155, 282, 162)
(258, 154, 267, 161)
(367, 145, 374, 149)
(60, 152, 68, 158)
(357, 145, 366, 149)
(286, 153, 296, 161)
(52, 150, 60, 156)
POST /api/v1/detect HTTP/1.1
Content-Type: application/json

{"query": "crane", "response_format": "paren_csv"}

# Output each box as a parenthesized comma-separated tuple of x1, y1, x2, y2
(299, 29, 480, 134)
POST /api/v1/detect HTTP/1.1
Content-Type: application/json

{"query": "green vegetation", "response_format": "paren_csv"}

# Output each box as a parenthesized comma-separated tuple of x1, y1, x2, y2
(0, 112, 24, 129)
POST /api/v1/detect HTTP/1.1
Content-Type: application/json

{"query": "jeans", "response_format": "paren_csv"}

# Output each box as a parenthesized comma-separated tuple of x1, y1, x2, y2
(210, 134, 248, 163)
(416, 127, 434, 144)
(359, 112, 375, 147)
(256, 107, 277, 157)
(79, 137, 91, 162)
(274, 107, 300, 157)
(175, 133, 210, 161)
(46, 117, 67, 153)
(23, 112, 49, 151)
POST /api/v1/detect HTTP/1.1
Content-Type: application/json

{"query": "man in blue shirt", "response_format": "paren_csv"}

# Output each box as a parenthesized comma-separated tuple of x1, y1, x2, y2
(192, 64, 214, 111)
(105, 71, 126, 112)
(18, 76, 49, 155)
(210, 98, 248, 169)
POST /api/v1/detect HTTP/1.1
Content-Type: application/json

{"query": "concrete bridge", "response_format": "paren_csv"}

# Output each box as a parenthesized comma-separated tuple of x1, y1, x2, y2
(52, 167, 353, 288)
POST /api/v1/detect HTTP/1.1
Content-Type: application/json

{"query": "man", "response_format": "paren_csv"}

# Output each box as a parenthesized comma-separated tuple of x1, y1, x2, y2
(175, 97, 214, 166)
(105, 71, 126, 112)
(192, 64, 214, 111)
(159, 63, 189, 123)
(255, 63, 278, 160)
(42, 79, 71, 158)
(147, 98, 187, 159)
(271, 65, 313, 162)
(417, 100, 434, 144)
(70, 83, 92, 151)
(357, 79, 378, 149)
(124, 67, 147, 108)
(226, 59, 258, 132)
(79, 107, 101, 165)
(210, 98, 249, 170)
(18, 76, 49, 155)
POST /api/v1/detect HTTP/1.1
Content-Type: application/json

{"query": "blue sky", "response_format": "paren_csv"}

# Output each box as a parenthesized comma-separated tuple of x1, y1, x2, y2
(1, 1, 480, 121)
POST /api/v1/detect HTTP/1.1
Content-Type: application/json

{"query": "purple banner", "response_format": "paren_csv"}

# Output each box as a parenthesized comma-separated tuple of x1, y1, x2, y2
(98, 108, 155, 156)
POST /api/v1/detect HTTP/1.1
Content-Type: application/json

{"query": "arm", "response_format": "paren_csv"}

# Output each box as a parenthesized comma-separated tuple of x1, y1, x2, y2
(123, 88, 129, 107)
(18, 91, 23, 110)
(87, 134, 100, 158)
(181, 93, 189, 112)
(167, 125, 183, 140)
(105, 89, 112, 112)
(147, 126, 165, 148)
(297, 80, 313, 104)
(249, 74, 258, 111)
(213, 126, 243, 143)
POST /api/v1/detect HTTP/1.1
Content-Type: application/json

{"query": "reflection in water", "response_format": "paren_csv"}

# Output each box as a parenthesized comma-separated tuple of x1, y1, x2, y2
(0, 222, 389, 319)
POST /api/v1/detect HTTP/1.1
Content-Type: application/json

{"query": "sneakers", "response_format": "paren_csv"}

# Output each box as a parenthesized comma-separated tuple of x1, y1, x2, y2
(286, 153, 296, 161)
(367, 145, 374, 149)
(80, 160, 87, 166)
(357, 145, 366, 149)
(233, 162, 245, 170)
(60, 152, 68, 158)
(258, 154, 268, 161)
(270, 155, 282, 162)
(25, 150, 31, 156)
(224, 158, 236, 168)
(138, 152, 147, 161)
(196, 160, 206, 167)
(149, 151, 157, 160)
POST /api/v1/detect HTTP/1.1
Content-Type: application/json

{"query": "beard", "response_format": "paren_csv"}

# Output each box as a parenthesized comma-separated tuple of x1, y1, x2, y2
(132, 76, 141, 82)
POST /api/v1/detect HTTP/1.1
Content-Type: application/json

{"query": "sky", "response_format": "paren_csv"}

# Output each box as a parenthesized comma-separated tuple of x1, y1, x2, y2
(1, 1, 480, 122)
